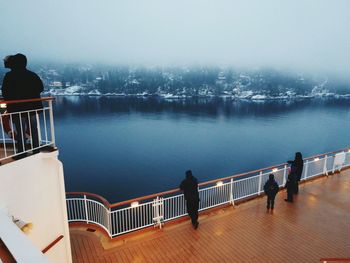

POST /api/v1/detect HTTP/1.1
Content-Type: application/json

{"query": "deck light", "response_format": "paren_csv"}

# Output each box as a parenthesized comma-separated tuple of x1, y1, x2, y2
(216, 181, 223, 187)
(12, 216, 33, 234)
(348, 149, 350, 153)
(272, 168, 278, 172)
(0, 103, 6, 108)
(131, 201, 139, 208)
(314, 157, 320, 161)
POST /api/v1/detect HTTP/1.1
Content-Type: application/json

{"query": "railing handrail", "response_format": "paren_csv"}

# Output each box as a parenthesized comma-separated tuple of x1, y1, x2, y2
(66, 147, 350, 208)
(0, 96, 56, 161)
(66, 192, 111, 208)
(0, 97, 54, 105)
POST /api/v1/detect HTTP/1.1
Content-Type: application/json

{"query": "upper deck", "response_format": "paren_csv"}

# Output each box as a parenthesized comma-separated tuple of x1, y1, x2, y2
(69, 169, 350, 262)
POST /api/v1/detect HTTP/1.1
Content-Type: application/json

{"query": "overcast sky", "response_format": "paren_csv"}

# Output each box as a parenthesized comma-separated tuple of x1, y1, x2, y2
(0, 0, 349, 74)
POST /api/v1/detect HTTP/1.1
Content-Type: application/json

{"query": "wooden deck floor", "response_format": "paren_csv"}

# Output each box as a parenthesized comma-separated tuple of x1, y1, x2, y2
(69, 170, 350, 263)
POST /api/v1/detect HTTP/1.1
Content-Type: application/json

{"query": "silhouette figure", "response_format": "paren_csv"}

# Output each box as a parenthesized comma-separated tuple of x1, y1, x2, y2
(180, 170, 200, 229)
(284, 168, 296, 203)
(2, 53, 44, 158)
(288, 152, 304, 194)
(263, 173, 279, 210)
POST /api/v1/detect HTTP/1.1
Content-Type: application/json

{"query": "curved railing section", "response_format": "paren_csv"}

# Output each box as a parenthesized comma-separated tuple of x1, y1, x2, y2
(66, 148, 350, 238)
(0, 97, 56, 161)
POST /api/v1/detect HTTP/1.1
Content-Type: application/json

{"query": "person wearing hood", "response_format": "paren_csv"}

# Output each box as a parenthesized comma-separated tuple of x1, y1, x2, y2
(180, 170, 200, 229)
(3, 55, 14, 69)
(263, 173, 279, 210)
(284, 167, 296, 203)
(288, 152, 304, 194)
(2, 53, 44, 158)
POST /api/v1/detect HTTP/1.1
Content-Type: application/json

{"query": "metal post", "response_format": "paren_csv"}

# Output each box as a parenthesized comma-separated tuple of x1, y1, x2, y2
(0, 114, 7, 158)
(84, 195, 89, 224)
(107, 208, 112, 237)
(153, 197, 160, 228)
(229, 178, 234, 206)
(258, 171, 263, 196)
(282, 165, 287, 186)
(10, 114, 16, 154)
(323, 155, 328, 176)
(48, 100, 56, 147)
(304, 160, 309, 179)
(36, 110, 42, 147)
(27, 112, 33, 150)
(159, 197, 164, 229)
(19, 113, 25, 153)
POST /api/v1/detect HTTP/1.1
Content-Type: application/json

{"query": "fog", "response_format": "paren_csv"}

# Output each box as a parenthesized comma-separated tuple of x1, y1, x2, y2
(0, 0, 349, 75)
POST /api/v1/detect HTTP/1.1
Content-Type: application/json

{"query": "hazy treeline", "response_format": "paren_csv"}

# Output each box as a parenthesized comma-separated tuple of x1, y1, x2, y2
(1, 64, 350, 97)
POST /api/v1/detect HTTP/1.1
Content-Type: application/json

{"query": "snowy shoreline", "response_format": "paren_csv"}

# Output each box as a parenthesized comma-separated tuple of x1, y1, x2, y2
(43, 88, 350, 101)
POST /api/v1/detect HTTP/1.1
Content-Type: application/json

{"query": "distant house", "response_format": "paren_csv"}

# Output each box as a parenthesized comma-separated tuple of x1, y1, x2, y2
(50, 81, 63, 88)
(216, 72, 226, 85)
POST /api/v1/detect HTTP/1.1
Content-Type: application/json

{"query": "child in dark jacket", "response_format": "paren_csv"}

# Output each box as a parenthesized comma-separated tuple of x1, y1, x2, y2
(264, 174, 279, 210)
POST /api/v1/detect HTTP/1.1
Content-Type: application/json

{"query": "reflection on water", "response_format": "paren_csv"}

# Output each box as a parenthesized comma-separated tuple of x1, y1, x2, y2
(54, 96, 350, 202)
(54, 96, 350, 119)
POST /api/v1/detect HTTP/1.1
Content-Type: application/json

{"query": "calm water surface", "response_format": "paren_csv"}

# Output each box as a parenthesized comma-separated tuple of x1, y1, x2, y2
(54, 97, 350, 202)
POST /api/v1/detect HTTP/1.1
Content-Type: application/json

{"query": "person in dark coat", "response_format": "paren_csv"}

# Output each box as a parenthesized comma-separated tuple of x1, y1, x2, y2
(2, 53, 44, 157)
(263, 173, 279, 210)
(288, 152, 304, 194)
(284, 168, 296, 203)
(180, 170, 200, 229)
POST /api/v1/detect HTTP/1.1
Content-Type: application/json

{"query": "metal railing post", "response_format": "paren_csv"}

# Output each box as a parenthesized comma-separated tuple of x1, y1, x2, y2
(152, 196, 163, 229)
(0, 115, 8, 158)
(48, 100, 56, 147)
(160, 197, 164, 229)
(107, 208, 112, 237)
(258, 171, 263, 195)
(323, 155, 328, 176)
(282, 165, 287, 186)
(229, 178, 234, 206)
(36, 110, 42, 146)
(304, 160, 309, 179)
(84, 195, 89, 224)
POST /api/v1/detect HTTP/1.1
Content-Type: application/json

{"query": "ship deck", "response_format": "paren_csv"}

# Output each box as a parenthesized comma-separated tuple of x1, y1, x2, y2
(69, 170, 350, 263)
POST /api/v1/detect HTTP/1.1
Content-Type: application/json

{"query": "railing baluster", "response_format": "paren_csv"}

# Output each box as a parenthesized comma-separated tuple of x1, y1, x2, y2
(35, 110, 42, 147)
(9, 114, 16, 155)
(323, 155, 328, 175)
(258, 171, 263, 195)
(43, 109, 48, 144)
(27, 111, 33, 150)
(304, 160, 309, 179)
(0, 114, 8, 158)
(83, 195, 89, 223)
(48, 100, 56, 147)
(19, 113, 25, 153)
(283, 165, 287, 186)
(229, 178, 234, 205)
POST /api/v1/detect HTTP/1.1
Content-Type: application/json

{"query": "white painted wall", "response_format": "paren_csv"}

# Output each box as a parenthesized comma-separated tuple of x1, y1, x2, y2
(0, 151, 72, 263)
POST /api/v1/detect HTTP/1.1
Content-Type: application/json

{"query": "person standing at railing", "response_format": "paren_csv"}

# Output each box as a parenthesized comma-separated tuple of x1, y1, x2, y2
(288, 152, 304, 194)
(263, 173, 279, 211)
(1, 53, 44, 159)
(284, 167, 297, 203)
(180, 170, 200, 229)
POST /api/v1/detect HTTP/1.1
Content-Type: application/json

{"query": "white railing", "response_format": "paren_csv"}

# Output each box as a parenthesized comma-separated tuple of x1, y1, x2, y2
(0, 97, 55, 161)
(66, 148, 350, 237)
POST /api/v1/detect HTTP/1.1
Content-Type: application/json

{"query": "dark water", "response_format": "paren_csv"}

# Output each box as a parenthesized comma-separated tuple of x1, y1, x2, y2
(54, 96, 350, 202)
